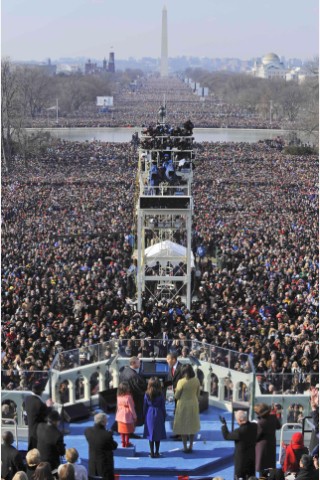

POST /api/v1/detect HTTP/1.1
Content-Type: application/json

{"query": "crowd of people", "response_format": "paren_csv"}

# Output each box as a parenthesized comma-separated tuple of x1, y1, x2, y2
(2, 134, 318, 395)
(24, 76, 285, 129)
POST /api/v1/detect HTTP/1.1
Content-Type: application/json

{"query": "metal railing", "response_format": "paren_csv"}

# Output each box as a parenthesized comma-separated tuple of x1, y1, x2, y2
(48, 339, 254, 373)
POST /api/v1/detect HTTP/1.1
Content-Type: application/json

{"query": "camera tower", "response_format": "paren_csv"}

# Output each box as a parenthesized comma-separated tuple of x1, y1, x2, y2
(135, 106, 195, 310)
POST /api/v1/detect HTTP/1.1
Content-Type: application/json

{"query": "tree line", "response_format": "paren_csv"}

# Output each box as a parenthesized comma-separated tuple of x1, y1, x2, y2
(185, 63, 319, 141)
(1, 58, 143, 171)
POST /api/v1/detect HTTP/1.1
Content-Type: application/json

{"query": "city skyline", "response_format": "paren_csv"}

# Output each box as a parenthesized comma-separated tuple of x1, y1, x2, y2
(2, 0, 318, 63)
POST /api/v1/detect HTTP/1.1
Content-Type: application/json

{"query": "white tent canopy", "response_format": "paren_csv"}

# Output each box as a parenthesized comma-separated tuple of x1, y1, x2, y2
(133, 240, 195, 268)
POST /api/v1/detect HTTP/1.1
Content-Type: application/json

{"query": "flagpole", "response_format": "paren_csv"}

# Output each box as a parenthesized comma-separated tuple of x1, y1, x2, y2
(56, 98, 59, 123)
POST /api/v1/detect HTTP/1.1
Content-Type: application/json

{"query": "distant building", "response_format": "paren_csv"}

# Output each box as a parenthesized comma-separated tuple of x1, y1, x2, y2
(84, 52, 115, 75)
(251, 52, 287, 79)
(285, 66, 318, 83)
(56, 64, 82, 75)
(85, 59, 98, 75)
(108, 52, 115, 73)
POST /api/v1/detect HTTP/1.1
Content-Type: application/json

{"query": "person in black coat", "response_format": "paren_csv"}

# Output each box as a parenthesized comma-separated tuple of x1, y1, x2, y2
(220, 410, 258, 480)
(165, 352, 184, 392)
(165, 352, 184, 440)
(118, 356, 147, 427)
(254, 402, 281, 477)
(85, 413, 118, 480)
(36, 410, 65, 470)
(1, 431, 25, 480)
(295, 454, 319, 480)
(24, 381, 52, 450)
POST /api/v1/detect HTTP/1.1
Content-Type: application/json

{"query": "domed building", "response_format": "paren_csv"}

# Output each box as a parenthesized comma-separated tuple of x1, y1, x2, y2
(252, 52, 287, 79)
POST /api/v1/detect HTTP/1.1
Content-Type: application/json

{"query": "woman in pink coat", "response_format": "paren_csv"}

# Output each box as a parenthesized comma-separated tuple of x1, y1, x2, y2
(115, 382, 137, 447)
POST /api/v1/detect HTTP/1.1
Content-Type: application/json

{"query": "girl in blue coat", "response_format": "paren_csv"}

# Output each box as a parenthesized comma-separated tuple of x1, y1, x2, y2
(143, 377, 167, 458)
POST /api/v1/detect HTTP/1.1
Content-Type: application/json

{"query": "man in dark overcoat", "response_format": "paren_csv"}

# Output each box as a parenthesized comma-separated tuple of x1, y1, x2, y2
(165, 352, 184, 392)
(118, 356, 147, 427)
(24, 381, 52, 450)
(1, 431, 25, 480)
(165, 352, 184, 439)
(220, 410, 257, 480)
(85, 413, 118, 480)
(36, 410, 66, 470)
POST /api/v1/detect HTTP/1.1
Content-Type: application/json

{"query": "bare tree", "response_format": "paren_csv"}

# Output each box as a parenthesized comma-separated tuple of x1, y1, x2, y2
(17, 66, 55, 118)
(1, 58, 24, 172)
(298, 58, 319, 144)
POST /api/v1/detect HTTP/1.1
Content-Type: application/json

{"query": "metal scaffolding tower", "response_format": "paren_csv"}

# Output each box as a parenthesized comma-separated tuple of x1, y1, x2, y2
(135, 109, 195, 310)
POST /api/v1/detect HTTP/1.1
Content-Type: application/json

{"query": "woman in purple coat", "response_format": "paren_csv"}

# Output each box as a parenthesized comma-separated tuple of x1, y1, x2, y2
(143, 377, 167, 458)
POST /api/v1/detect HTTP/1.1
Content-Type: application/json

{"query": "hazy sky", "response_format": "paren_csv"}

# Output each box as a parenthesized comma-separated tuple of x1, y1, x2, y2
(2, 0, 319, 62)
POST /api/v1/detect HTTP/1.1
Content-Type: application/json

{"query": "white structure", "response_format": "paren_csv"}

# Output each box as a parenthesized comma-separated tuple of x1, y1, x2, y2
(160, 6, 168, 77)
(285, 66, 317, 83)
(96, 96, 113, 107)
(133, 240, 195, 268)
(252, 52, 287, 79)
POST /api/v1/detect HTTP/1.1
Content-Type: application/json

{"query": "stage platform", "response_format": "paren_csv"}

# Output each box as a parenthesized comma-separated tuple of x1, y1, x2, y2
(17, 402, 274, 479)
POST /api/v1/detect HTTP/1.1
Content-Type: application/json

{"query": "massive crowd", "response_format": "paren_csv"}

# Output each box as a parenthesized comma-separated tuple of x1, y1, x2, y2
(25, 76, 283, 129)
(1, 130, 318, 397)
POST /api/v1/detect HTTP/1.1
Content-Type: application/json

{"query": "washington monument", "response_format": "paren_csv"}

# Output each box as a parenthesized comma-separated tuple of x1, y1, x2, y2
(160, 5, 168, 77)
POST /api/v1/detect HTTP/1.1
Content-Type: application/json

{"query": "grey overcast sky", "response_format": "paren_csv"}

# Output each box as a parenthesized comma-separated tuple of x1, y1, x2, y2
(1, 0, 319, 62)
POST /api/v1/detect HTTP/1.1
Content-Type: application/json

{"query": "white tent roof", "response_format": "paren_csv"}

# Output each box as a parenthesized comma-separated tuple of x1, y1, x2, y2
(133, 240, 195, 268)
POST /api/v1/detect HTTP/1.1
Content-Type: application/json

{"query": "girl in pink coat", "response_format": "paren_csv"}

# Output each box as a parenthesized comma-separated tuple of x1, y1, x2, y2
(115, 381, 137, 447)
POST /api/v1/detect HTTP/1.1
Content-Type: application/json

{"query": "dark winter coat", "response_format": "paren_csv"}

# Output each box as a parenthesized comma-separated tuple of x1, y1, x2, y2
(143, 393, 167, 441)
(255, 413, 282, 472)
(85, 424, 118, 480)
(164, 361, 183, 391)
(1, 444, 25, 480)
(36, 422, 66, 470)
(24, 394, 51, 450)
(118, 366, 147, 426)
(221, 421, 258, 479)
(295, 466, 319, 479)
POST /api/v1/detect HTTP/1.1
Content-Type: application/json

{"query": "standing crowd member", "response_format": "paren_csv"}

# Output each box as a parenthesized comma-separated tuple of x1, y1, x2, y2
(24, 382, 52, 450)
(115, 381, 137, 448)
(33, 462, 54, 480)
(118, 356, 147, 433)
(220, 410, 257, 480)
(1, 431, 25, 480)
(25, 449, 41, 480)
(282, 432, 309, 475)
(143, 377, 167, 458)
(85, 413, 118, 480)
(58, 448, 87, 480)
(12, 474, 28, 480)
(58, 464, 75, 480)
(173, 364, 200, 453)
(254, 402, 281, 477)
(295, 454, 318, 479)
(309, 385, 319, 456)
(36, 410, 65, 471)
